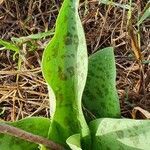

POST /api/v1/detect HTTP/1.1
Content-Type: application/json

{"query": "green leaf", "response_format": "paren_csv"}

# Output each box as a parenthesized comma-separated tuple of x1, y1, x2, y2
(89, 118, 150, 150)
(142, 60, 150, 64)
(99, 0, 131, 9)
(137, 2, 150, 25)
(66, 134, 82, 150)
(38, 145, 47, 150)
(42, 0, 90, 148)
(11, 30, 54, 44)
(0, 117, 51, 150)
(0, 39, 19, 53)
(83, 47, 121, 121)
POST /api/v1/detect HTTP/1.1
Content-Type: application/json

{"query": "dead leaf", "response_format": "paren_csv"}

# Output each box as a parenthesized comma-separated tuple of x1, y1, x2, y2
(0, 0, 4, 5)
(128, 24, 143, 61)
(132, 107, 150, 119)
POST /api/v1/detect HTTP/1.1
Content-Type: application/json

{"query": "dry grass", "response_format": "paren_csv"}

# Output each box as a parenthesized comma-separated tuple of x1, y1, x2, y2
(0, 0, 149, 121)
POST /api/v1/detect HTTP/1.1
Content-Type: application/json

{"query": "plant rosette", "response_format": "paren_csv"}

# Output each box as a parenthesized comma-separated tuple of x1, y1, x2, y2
(0, 0, 150, 150)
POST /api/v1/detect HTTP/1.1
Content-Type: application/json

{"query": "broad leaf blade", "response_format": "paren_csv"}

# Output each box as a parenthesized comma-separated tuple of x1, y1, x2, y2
(0, 117, 51, 150)
(89, 118, 150, 150)
(42, 0, 90, 148)
(83, 47, 120, 121)
(66, 134, 82, 150)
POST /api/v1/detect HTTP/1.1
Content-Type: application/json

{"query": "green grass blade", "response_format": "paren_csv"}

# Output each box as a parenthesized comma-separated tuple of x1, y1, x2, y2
(99, 0, 131, 9)
(11, 30, 54, 44)
(0, 39, 19, 53)
(137, 2, 150, 25)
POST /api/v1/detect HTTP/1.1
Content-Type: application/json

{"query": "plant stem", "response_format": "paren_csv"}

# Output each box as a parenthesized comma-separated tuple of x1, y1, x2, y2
(0, 123, 64, 150)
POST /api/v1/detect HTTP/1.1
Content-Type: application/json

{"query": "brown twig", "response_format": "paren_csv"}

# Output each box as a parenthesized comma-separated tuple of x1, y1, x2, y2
(0, 123, 64, 150)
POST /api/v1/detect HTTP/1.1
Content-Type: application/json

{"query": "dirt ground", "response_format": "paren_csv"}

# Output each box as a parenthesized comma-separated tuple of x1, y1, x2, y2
(0, 0, 149, 121)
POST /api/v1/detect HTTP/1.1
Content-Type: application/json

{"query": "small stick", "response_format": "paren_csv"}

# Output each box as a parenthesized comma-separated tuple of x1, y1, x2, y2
(0, 123, 64, 150)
